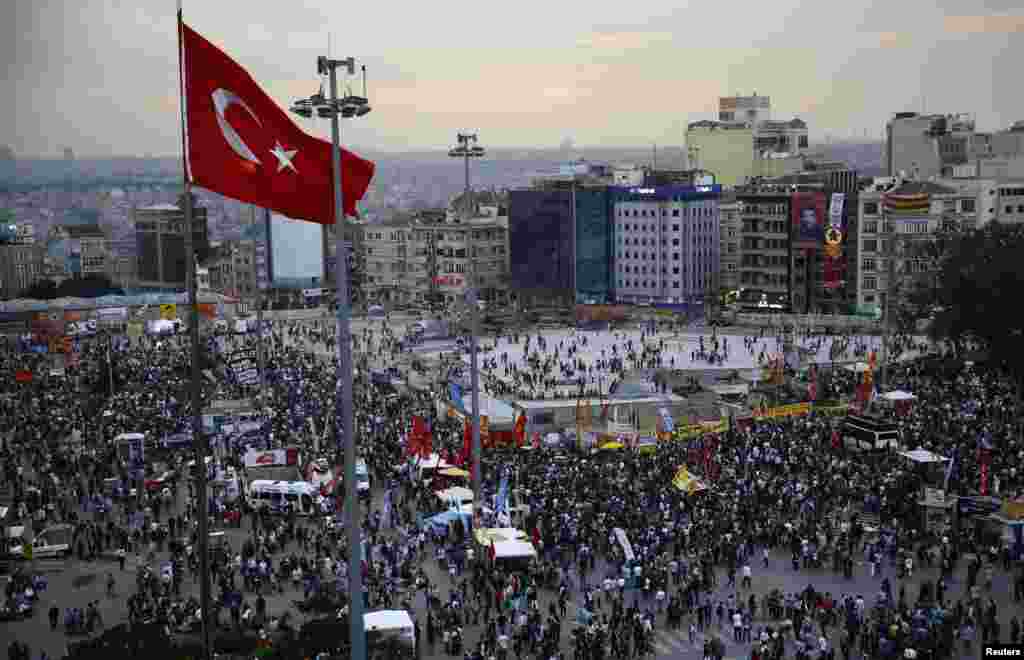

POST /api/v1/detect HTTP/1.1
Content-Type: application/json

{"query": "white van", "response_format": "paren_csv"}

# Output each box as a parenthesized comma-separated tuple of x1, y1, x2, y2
(246, 480, 320, 515)
(364, 609, 415, 647)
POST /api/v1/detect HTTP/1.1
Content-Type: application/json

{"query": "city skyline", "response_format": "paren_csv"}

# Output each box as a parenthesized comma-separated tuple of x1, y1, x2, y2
(4, 0, 1023, 159)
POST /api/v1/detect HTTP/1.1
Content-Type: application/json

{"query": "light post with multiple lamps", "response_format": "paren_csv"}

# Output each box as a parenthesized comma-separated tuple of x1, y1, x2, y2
(290, 55, 371, 660)
(447, 132, 485, 521)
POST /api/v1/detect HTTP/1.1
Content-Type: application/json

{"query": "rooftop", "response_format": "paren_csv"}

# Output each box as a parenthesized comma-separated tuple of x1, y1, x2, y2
(54, 223, 105, 238)
(137, 203, 181, 212)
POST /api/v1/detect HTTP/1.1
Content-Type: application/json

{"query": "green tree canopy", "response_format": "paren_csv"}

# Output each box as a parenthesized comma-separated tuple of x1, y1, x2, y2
(929, 220, 1024, 379)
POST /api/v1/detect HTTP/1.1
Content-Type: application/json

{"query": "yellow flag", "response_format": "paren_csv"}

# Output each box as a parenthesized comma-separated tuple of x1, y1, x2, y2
(160, 303, 177, 320)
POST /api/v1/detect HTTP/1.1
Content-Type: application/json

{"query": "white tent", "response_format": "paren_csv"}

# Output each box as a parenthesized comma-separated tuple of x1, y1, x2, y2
(435, 486, 474, 504)
(899, 448, 949, 464)
(364, 610, 415, 644)
(882, 390, 916, 401)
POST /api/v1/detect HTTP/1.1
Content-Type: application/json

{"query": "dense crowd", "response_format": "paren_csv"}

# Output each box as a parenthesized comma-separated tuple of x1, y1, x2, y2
(1, 316, 1022, 660)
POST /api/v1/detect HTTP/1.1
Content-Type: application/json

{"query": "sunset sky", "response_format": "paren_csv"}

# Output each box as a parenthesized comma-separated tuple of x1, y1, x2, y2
(4, 0, 1022, 157)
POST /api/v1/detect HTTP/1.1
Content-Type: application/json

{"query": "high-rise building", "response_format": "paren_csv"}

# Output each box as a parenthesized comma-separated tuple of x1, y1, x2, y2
(886, 113, 973, 179)
(610, 185, 722, 305)
(508, 184, 613, 306)
(133, 195, 209, 289)
(686, 94, 810, 187)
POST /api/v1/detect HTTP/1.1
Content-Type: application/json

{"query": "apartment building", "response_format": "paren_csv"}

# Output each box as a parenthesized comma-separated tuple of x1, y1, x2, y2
(718, 196, 742, 291)
(854, 179, 980, 316)
(363, 192, 510, 306)
(0, 243, 45, 299)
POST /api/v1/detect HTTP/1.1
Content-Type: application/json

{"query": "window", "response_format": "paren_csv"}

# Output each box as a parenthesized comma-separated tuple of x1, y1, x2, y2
(863, 221, 878, 234)
(672, 238, 680, 246)
(863, 277, 877, 291)
(1006, 206, 1014, 214)
(672, 210, 680, 217)
(673, 253, 680, 261)
(863, 295, 875, 303)
(862, 239, 877, 253)
(862, 259, 876, 272)
(863, 202, 879, 215)
(672, 224, 679, 231)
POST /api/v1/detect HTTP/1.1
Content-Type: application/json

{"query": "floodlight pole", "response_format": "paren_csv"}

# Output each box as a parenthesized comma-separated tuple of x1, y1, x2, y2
(449, 132, 484, 529)
(325, 55, 366, 660)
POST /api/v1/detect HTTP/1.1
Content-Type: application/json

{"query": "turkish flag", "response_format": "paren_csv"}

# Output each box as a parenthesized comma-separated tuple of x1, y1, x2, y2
(180, 21, 374, 222)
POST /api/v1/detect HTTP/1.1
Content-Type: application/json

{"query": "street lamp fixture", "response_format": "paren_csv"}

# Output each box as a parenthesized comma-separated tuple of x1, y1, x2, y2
(449, 132, 486, 193)
(291, 55, 372, 660)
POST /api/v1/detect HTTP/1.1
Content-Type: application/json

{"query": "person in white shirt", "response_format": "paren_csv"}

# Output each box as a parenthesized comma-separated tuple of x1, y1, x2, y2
(742, 563, 752, 589)
(732, 611, 743, 641)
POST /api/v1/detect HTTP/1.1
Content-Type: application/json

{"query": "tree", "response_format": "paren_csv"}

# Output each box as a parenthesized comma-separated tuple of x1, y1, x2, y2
(929, 221, 1024, 380)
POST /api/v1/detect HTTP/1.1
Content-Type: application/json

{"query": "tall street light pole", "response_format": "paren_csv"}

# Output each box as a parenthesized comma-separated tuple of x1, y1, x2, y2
(292, 55, 371, 660)
(448, 133, 485, 524)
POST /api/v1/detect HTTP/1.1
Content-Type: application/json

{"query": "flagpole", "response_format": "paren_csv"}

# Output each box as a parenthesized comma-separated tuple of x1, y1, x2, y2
(177, 5, 213, 659)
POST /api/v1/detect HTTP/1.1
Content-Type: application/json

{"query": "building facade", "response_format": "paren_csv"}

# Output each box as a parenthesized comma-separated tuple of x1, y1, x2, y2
(854, 179, 979, 317)
(685, 122, 756, 187)
(203, 240, 257, 298)
(0, 243, 45, 299)
(734, 189, 793, 311)
(362, 201, 510, 307)
(610, 185, 722, 305)
(718, 197, 742, 291)
(508, 189, 577, 304)
(133, 197, 209, 288)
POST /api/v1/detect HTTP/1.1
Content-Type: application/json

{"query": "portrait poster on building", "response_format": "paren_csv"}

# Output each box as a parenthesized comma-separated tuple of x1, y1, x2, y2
(791, 192, 827, 248)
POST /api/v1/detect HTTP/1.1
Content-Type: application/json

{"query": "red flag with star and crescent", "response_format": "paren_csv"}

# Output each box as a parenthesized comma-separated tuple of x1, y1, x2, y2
(179, 19, 374, 222)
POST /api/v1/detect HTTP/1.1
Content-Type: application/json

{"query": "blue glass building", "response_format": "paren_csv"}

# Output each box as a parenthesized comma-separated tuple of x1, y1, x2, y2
(508, 187, 613, 304)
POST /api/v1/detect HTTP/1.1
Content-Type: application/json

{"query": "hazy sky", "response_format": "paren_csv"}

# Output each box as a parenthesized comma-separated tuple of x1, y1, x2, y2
(4, 0, 1022, 158)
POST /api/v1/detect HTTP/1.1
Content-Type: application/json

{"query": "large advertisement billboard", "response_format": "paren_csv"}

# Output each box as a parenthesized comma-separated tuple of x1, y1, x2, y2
(791, 192, 827, 249)
(269, 212, 324, 289)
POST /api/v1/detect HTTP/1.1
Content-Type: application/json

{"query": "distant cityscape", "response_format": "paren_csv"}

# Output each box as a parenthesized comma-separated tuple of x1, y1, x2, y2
(4, 91, 1024, 320)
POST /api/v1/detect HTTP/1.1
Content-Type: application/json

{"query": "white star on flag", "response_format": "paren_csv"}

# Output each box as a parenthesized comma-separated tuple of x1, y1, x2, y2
(269, 141, 298, 173)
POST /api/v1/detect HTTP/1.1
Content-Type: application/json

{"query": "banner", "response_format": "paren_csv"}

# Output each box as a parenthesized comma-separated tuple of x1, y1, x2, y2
(127, 322, 144, 338)
(791, 191, 827, 248)
(756, 402, 812, 419)
(883, 192, 930, 216)
(159, 303, 177, 320)
(672, 465, 706, 495)
(14, 370, 32, 383)
(197, 303, 217, 319)
(230, 348, 259, 385)
(243, 449, 288, 468)
(612, 528, 635, 562)
(64, 310, 86, 322)
(824, 192, 846, 289)
(575, 305, 629, 323)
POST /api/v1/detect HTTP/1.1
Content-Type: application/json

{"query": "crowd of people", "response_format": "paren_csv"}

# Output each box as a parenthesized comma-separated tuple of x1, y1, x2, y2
(1, 313, 1022, 660)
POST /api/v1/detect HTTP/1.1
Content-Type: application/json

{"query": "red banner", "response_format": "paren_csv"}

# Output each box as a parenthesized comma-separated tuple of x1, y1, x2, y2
(15, 370, 32, 383)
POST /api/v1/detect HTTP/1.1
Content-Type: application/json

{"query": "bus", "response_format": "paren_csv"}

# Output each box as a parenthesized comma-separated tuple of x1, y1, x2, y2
(246, 480, 321, 515)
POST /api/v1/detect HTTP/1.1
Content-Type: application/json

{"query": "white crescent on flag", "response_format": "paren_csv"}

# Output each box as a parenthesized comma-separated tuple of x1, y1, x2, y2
(211, 88, 263, 164)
